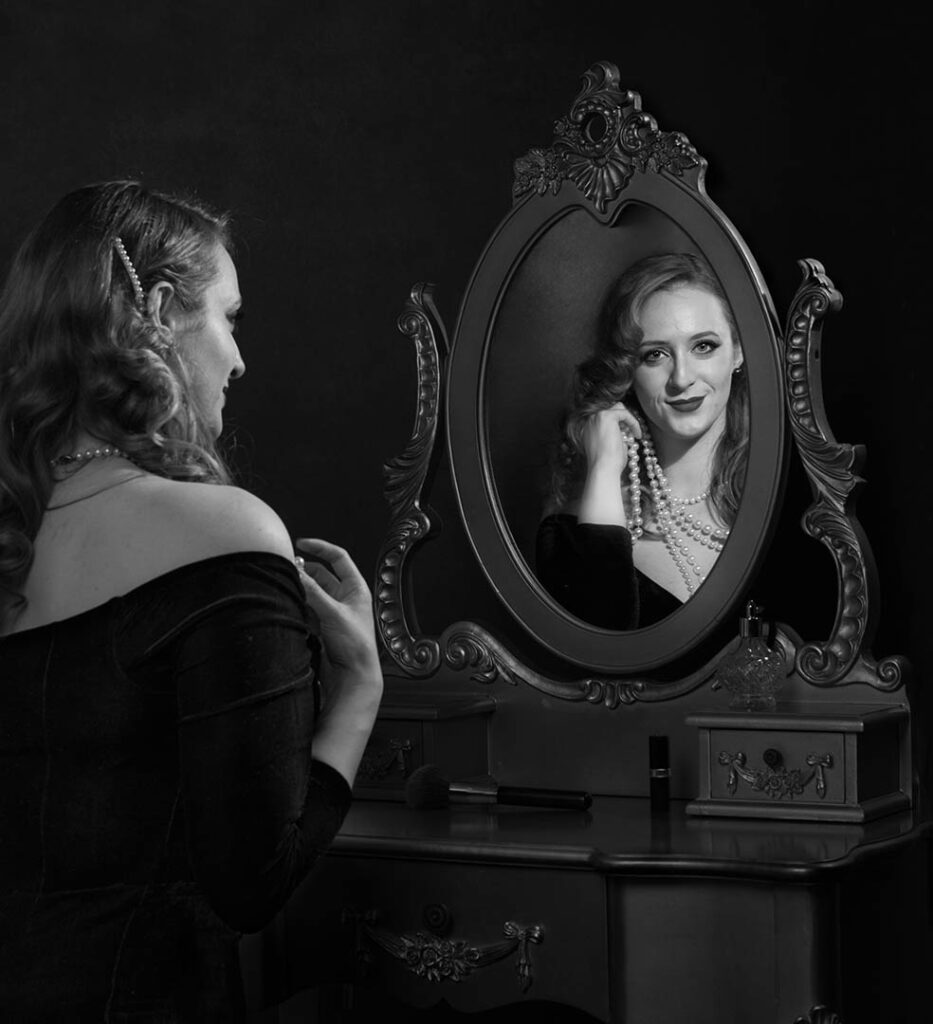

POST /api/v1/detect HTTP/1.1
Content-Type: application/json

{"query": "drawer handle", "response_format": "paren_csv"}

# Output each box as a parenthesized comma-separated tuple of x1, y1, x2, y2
(357, 738, 413, 781)
(356, 916, 544, 991)
(718, 750, 834, 800)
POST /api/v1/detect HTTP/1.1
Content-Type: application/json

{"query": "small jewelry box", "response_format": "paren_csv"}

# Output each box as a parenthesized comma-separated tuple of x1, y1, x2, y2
(685, 702, 910, 822)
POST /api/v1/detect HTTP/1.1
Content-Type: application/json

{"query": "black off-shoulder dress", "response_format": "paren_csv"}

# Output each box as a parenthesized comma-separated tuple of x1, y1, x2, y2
(0, 552, 351, 1022)
(535, 514, 682, 630)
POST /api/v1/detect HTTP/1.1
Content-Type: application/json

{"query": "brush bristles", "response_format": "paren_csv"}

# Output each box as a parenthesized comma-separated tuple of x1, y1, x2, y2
(405, 764, 450, 809)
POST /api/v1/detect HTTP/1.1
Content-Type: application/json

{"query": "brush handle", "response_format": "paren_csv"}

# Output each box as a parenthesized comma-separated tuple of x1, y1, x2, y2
(496, 786, 592, 810)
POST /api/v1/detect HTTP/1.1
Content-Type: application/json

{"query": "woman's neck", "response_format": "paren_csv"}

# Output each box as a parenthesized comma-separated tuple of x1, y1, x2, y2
(652, 419, 725, 499)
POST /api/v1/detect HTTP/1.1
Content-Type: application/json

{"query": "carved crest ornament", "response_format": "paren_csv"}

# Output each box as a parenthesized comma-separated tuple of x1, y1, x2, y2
(374, 62, 904, 706)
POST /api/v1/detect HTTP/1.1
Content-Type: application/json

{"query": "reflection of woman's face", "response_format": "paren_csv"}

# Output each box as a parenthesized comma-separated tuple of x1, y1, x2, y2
(631, 285, 742, 445)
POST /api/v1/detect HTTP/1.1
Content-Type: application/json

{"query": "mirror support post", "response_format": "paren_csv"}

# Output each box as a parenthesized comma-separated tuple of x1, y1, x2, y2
(783, 259, 909, 689)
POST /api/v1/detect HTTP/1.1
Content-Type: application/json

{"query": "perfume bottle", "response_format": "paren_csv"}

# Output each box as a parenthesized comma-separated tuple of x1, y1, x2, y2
(713, 600, 786, 710)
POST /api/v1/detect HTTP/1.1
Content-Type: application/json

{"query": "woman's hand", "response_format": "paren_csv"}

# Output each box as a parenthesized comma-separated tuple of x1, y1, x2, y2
(294, 538, 381, 687)
(581, 403, 642, 473)
(294, 537, 384, 786)
(576, 404, 642, 527)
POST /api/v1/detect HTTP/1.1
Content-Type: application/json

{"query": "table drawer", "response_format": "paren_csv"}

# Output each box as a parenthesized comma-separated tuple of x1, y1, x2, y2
(708, 729, 843, 803)
(280, 855, 609, 1020)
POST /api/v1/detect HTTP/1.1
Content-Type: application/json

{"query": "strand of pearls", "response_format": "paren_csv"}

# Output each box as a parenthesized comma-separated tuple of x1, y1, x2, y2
(620, 429, 644, 539)
(629, 423, 730, 595)
(50, 445, 128, 468)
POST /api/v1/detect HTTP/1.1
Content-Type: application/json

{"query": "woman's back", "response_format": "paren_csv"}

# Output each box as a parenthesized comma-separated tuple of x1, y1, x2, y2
(1, 542, 353, 1020)
(1, 467, 356, 1020)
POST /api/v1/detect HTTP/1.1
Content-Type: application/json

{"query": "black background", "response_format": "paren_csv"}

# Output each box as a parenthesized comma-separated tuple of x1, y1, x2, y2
(2, 1, 929, 773)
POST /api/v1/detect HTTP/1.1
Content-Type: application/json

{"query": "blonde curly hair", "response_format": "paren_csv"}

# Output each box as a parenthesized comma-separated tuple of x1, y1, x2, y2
(0, 180, 234, 625)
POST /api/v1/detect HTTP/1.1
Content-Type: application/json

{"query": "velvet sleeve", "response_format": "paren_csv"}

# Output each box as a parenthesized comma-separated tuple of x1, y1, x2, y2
(535, 513, 640, 630)
(157, 558, 351, 934)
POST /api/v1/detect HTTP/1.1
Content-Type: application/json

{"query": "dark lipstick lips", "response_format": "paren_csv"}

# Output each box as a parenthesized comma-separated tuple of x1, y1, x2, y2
(668, 397, 703, 411)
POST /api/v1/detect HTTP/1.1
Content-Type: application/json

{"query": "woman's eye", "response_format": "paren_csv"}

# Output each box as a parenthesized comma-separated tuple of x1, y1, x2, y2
(640, 348, 666, 365)
(228, 310, 245, 333)
(694, 339, 719, 355)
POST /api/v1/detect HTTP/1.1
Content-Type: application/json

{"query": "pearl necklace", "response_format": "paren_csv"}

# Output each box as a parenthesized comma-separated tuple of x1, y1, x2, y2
(50, 445, 128, 468)
(622, 421, 730, 595)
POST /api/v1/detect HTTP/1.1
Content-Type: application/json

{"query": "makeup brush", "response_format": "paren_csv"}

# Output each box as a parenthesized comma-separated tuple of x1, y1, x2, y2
(405, 764, 592, 811)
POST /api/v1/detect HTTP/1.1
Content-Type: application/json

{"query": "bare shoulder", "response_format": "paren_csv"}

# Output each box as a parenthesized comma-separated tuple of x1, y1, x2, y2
(123, 477, 295, 563)
(18, 475, 298, 631)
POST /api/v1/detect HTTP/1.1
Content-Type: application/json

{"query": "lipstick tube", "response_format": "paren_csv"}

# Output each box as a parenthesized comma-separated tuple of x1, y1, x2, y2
(649, 734, 670, 812)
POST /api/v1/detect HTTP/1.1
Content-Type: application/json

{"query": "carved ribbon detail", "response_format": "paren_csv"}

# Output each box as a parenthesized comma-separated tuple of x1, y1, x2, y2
(360, 920, 544, 992)
(512, 61, 703, 212)
(718, 750, 833, 801)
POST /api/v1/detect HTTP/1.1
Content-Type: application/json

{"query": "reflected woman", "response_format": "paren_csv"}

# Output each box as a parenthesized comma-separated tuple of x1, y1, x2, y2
(536, 252, 748, 629)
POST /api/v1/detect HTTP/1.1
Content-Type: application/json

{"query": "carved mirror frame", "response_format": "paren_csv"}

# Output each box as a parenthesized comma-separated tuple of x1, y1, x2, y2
(375, 62, 906, 707)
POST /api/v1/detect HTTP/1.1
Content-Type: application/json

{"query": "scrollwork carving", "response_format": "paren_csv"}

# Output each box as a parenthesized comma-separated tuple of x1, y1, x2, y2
(783, 259, 908, 690)
(441, 620, 655, 704)
(512, 61, 703, 212)
(375, 284, 447, 677)
(437, 621, 794, 709)
(443, 625, 526, 687)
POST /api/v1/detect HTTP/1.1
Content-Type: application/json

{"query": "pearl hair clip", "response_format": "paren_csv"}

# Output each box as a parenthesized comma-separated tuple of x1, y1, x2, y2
(114, 237, 145, 311)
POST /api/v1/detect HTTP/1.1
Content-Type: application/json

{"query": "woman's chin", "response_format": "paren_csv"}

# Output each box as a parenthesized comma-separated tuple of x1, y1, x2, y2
(649, 408, 728, 446)
(200, 411, 224, 442)
(654, 418, 705, 440)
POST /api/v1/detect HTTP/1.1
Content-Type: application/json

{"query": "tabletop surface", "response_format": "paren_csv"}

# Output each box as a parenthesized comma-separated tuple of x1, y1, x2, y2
(331, 797, 929, 880)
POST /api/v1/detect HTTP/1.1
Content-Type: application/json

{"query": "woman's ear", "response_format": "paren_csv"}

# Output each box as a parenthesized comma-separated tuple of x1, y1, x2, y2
(732, 344, 745, 371)
(146, 281, 179, 340)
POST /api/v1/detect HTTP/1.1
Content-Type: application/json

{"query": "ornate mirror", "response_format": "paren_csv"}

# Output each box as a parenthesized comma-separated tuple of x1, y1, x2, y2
(447, 67, 785, 673)
(375, 61, 905, 713)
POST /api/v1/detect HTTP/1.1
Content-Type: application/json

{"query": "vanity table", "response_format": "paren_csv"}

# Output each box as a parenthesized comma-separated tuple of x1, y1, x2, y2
(264, 793, 930, 1023)
(255, 64, 931, 1023)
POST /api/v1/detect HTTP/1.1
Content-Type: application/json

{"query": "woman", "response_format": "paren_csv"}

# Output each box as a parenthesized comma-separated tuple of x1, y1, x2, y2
(0, 181, 383, 1019)
(537, 252, 747, 630)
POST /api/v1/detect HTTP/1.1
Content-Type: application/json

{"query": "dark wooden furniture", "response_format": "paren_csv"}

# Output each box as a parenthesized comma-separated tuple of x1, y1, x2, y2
(262, 798, 932, 1023)
(249, 63, 929, 1024)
